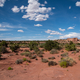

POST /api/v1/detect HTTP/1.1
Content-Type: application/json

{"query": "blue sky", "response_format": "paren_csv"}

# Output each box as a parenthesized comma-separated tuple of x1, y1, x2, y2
(0, 0, 80, 40)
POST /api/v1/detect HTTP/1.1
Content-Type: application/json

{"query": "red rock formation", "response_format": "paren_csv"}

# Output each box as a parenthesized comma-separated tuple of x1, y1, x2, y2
(67, 38, 78, 42)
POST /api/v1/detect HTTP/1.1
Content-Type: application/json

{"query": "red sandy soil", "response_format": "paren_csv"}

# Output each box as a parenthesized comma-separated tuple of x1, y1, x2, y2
(0, 47, 80, 80)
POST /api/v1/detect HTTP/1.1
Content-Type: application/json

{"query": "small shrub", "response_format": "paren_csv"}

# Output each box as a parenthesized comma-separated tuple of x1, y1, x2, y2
(23, 58, 27, 61)
(42, 58, 48, 63)
(30, 55, 36, 59)
(60, 61, 68, 68)
(76, 49, 79, 53)
(50, 49, 58, 54)
(48, 61, 57, 66)
(24, 49, 29, 52)
(61, 53, 68, 57)
(15, 59, 23, 64)
(61, 50, 64, 53)
(0, 41, 8, 47)
(9, 54, 14, 56)
(0, 46, 8, 53)
(37, 50, 44, 55)
(48, 56, 55, 60)
(20, 52, 31, 57)
(33, 47, 39, 53)
(78, 55, 80, 60)
(35, 58, 38, 60)
(10, 44, 19, 52)
(38, 54, 43, 57)
(26, 59, 31, 63)
(16, 53, 18, 55)
(8, 67, 13, 70)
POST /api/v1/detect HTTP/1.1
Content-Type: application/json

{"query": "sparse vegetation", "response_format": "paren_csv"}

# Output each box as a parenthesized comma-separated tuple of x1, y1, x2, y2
(50, 49, 58, 54)
(42, 58, 48, 63)
(0, 46, 8, 53)
(23, 58, 27, 61)
(15, 59, 23, 64)
(48, 61, 57, 66)
(8, 67, 13, 70)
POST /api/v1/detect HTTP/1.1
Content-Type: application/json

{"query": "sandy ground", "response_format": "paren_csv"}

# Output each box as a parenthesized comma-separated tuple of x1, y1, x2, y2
(0, 47, 80, 80)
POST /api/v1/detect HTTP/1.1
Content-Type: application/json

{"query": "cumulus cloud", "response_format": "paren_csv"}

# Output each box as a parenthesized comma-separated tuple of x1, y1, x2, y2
(44, 1, 47, 4)
(18, 30, 24, 32)
(19, 0, 51, 21)
(60, 32, 80, 39)
(0, 0, 6, 7)
(47, 36, 53, 38)
(59, 28, 65, 31)
(74, 17, 76, 18)
(68, 26, 74, 30)
(76, 1, 80, 6)
(11, 6, 20, 13)
(53, 7, 55, 9)
(45, 29, 62, 35)
(69, 6, 71, 9)
(34, 24, 42, 27)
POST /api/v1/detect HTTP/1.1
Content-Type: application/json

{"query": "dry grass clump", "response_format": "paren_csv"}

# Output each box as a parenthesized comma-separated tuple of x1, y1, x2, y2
(50, 49, 58, 54)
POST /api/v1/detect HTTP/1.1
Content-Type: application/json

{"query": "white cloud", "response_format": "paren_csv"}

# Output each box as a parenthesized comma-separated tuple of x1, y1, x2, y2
(60, 32, 80, 39)
(74, 17, 76, 18)
(0, 24, 1, 27)
(44, 1, 47, 4)
(0, 29, 8, 31)
(59, 28, 65, 31)
(69, 6, 71, 9)
(17, 30, 24, 32)
(20, 5, 27, 12)
(21, 0, 51, 21)
(11, 6, 20, 13)
(47, 36, 53, 38)
(68, 26, 74, 30)
(41, 4, 45, 6)
(76, 1, 80, 6)
(34, 24, 42, 27)
(53, 7, 55, 9)
(45, 29, 62, 35)
(0, 0, 6, 7)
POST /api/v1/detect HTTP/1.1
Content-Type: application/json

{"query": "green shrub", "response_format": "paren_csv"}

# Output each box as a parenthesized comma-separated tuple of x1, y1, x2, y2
(20, 52, 31, 57)
(0, 52, 2, 59)
(59, 57, 76, 68)
(48, 56, 55, 60)
(61, 53, 68, 57)
(42, 58, 48, 63)
(0, 46, 8, 53)
(38, 54, 43, 57)
(29, 41, 38, 50)
(44, 40, 61, 51)
(29, 55, 36, 59)
(50, 49, 58, 54)
(60, 61, 68, 68)
(39, 43, 45, 48)
(10, 44, 19, 52)
(15, 59, 23, 64)
(8, 67, 13, 70)
(65, 42, 76, 51)
(16, 53, 18, 55)
(26, 59, 31, 63)
(33, 47, 39, 53)
(0, 41, 8, 47)
(37, 50, 44, 55)
(23, 58, 27, 61)
(48, 61, 57, 66)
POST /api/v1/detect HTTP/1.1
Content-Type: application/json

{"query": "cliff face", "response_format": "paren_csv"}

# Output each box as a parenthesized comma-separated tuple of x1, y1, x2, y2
(67, 38, 78, 42)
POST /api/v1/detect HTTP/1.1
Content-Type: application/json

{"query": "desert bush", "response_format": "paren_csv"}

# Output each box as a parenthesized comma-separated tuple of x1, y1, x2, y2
(29, 41, 38, 50)
(78, 55, 80, 60)
(8, 67, 13, 70)
(35, 58, 38, 60)
(50, 49, 58, 54)
(65, 41, 76, 51)
(38, 54, 43, 57)
(29, 55, 36, 59)
(60, 60, 68, 68)
(59, 57, 76, 68)
(10, 44, 19, 52)
(0, 41, 8, 47)
(48, 56, 55, 60)
(39, 43, 45, 48)
(48, 61, 57, 66)
(23, 58, 27, 61)
(42, 58, 48, 63)
(44, 40, 61, 51)
(37, 50, 44, 55)
(61, 52, 68, 57)
(76, 49, 79, 53)
(16, 53, 18, 55)
(0, 46, 8, 53)
(15, 59, 23, 64)
(0, 52, 2, 59)
(41, 49, 45, 51)
(26, 59, 31, 63)
(33, 47, 39, 53)
(21, 52, 31, 57)
(24, 49, 29, 52)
